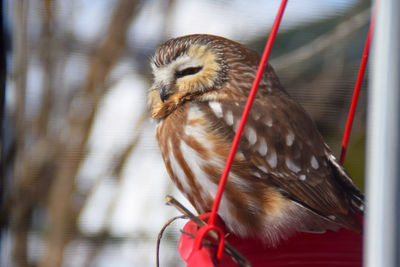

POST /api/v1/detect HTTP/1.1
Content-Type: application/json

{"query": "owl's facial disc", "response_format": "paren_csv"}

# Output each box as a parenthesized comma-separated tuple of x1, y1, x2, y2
(152, 44, 221, 102)
(160, 64, 203, 102)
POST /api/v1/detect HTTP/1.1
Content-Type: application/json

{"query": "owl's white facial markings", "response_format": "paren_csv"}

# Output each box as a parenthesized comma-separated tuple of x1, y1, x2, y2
(151, 44, 222, 105)
(152, 54, 202, 84)
(175, 57, 203, 74)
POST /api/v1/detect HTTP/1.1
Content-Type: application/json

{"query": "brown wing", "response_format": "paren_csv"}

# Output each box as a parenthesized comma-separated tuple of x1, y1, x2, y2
(203, 94, 362, 231)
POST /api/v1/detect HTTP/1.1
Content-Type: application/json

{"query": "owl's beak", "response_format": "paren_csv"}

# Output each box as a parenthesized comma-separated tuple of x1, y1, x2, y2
(160, 85, 172, 102)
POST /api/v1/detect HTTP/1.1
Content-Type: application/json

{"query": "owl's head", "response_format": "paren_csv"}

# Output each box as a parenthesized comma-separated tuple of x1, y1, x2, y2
(148, 34, 246, 118)
(148, 34, 275, 119)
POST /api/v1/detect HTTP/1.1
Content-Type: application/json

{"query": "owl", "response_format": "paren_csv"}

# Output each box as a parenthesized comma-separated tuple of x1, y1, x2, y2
(148, 34, 364, 246)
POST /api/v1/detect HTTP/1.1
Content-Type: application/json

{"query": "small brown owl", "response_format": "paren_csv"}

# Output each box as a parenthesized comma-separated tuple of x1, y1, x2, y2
(148, 34, 363, 246)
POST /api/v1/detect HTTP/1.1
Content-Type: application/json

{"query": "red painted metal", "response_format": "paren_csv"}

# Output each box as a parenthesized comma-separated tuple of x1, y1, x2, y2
(179, 214, 363, 266)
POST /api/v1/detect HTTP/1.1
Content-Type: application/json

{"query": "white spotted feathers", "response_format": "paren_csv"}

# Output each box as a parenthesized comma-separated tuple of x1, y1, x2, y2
(209, 101, 223, 118)
(207, 100, 326, 181)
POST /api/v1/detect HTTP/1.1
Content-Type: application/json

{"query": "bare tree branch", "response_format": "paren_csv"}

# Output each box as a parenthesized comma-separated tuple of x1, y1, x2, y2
(39, 1, 140, 266)
(11, 1, 30, 266)
(271, 8, 371, 72)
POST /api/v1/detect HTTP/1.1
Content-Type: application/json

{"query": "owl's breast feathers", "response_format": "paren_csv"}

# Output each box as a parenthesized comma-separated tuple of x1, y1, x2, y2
(155, 97, 362, 245)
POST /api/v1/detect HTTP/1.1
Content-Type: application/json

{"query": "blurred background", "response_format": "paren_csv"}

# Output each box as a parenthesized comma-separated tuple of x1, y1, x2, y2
(1, 0, 371, 266)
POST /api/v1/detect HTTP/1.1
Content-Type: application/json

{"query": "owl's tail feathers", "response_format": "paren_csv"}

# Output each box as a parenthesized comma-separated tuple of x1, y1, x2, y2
(291, 198, 362, 234)
(327, 155, 365, 215)
(348, 191, 364, 215)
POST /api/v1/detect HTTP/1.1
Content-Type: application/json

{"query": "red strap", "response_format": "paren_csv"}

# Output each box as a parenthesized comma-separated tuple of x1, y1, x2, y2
(208, 0, 288, 228)
(340, 7, 376, 165)
(194, 225, 225, 259)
